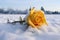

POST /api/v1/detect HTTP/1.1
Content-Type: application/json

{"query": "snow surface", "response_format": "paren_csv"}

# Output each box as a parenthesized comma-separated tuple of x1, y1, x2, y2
(0, 14, 60, 40)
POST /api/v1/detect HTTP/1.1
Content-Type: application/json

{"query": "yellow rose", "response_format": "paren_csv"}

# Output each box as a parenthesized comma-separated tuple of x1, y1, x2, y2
(27, 8, 48, 29)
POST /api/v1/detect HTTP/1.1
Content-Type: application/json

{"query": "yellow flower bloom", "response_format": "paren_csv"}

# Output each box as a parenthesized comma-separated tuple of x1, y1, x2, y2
(27, 8, 48, 29)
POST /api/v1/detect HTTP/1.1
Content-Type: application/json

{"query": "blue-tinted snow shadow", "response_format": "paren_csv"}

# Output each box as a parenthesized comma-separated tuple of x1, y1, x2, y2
(0, 23, 29, 34)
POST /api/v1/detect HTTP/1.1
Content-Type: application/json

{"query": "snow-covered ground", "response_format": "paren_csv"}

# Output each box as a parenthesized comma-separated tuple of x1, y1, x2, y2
(0, 14, 60, 40)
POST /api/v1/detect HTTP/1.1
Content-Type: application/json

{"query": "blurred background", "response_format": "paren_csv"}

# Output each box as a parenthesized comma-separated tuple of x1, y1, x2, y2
(0, 0, 60, 14)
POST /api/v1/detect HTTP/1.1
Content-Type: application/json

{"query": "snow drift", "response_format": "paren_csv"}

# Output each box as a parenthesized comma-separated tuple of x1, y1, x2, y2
(0, 14, 60, 40)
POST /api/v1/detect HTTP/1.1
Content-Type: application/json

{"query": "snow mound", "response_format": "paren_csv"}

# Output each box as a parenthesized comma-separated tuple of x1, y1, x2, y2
(0, 14, 60, 40)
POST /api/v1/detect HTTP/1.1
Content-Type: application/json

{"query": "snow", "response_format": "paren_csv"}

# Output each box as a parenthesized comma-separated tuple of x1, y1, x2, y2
(0, 14, 60, 40)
